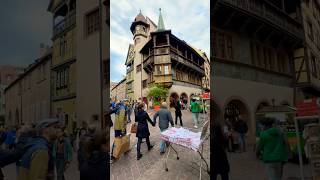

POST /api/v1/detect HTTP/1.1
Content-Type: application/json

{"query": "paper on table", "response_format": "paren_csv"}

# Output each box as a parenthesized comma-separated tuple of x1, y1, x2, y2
(160, 127, 202, 151)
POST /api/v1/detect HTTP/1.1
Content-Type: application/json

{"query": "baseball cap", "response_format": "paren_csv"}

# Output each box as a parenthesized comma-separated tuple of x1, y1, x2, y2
(36, 118, 60, 131)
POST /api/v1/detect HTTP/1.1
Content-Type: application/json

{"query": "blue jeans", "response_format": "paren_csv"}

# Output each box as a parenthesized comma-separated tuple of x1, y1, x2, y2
(160, 129, 167, 153)
(239, 133, 246, 151)
(192, 113, 199, 126)
(265, 162, 283, 180)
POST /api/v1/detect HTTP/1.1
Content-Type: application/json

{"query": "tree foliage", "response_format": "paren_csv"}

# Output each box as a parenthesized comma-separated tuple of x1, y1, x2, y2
(147, 84, 169, 103)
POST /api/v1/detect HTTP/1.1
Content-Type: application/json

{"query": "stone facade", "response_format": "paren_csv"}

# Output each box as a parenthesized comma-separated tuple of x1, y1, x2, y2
(48, 0, 109, 130)
(294, 0, 320, 101)
(125, 11, 209, 107)
(4, 51, 52, 126)
(212, 0, 304, 143)
(0, 65, 23, 122)
(111, 78, 126, 102)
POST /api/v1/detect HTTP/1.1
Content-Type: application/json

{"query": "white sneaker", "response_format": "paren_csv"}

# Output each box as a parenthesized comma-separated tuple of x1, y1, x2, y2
(194, 125, 198, 128)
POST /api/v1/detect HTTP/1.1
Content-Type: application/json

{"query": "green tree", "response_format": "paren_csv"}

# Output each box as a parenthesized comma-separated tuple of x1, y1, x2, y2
(147, 84, 169, 105)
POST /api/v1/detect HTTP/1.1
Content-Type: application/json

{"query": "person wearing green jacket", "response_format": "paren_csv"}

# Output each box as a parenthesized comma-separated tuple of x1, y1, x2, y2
(256, 117, 289, 180)
(190, 99, 200, 128)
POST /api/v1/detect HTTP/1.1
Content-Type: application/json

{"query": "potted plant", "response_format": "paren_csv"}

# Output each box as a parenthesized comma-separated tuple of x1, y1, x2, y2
(147, 84, 169, 111)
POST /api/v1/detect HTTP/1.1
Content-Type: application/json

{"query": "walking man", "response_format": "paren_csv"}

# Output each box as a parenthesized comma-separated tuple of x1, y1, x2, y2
(256, 117, 289, 180)
(234, 115, 248, 152)
(174, 100, 183, 126)
(153, 102, 174, 154)
(190, 98, 200, 128)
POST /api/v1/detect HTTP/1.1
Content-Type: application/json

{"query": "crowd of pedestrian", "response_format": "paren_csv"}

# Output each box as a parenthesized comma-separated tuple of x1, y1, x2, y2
(222, 115, 248, 153)
(213, 112, 290, 180)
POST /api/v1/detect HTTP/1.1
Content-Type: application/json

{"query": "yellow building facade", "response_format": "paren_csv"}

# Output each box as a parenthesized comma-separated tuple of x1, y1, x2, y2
(48, 0, 77, 132)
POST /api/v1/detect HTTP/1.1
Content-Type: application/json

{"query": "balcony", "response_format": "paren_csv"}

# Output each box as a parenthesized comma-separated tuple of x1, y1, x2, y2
(53, 10, 76, 38)
(220, 0, 303, 39)
(143, 56, 154, 72)
(153, 75, 173, 88)
(170, 50, 205, 75)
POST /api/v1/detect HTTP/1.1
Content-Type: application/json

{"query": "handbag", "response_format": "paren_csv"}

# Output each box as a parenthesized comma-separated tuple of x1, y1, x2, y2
(131, 123, 137, 133)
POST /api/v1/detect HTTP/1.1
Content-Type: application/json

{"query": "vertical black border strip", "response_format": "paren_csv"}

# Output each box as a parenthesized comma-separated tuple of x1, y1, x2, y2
(102, 0, 111, 179)
(210, 0, 219, 178)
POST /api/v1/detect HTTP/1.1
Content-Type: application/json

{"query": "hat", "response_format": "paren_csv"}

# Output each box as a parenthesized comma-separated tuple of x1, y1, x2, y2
(36, 118, 59, 131)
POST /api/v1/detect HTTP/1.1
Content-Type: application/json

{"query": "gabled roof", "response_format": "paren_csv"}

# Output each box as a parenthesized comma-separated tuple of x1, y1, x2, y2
(125, 44, 134, 65)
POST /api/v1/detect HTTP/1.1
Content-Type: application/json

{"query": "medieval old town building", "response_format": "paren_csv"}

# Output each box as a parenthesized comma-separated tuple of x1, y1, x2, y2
(211, 0, 320, 143)
(124, 10, 210, 107)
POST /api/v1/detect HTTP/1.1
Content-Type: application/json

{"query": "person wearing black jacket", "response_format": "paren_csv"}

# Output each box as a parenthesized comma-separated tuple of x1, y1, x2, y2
(79, 130, 108, 180)
(174, 100, 183, 126)
(135, 102, 155, 160)
(213, 121, 230, 180)
(234, 115, 248, 152)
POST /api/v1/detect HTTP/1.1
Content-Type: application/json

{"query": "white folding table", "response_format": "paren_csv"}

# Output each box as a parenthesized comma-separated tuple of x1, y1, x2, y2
(161, 120, 210, 180)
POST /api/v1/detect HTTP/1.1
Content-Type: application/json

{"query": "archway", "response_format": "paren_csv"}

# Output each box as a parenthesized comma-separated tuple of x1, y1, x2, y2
(170, 92, 179, 108)
(224, 99, 249, 127)
(180, 93, 188, 110)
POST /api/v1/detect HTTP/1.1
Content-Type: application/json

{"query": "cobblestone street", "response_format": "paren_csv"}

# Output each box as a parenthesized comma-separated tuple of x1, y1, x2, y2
(110, 109, 210, 180)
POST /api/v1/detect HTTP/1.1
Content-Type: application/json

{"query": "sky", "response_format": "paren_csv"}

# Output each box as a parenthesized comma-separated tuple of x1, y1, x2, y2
(0, 0, 52, 68)
(110, 0, 210, 83)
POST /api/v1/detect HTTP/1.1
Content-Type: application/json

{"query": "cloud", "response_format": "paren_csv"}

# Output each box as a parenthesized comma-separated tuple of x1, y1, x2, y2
(110, 0, 210, 82)
(0, 0, 51, 66)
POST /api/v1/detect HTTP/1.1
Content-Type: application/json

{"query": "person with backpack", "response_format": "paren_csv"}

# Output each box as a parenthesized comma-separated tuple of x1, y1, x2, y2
(190, 98, 200, 128)
(110, 101, 127, 161)
(153, 102, 174, 155)
(52, 127, 73, 180)
(256, 117, 289, 180)
(234, 115, 248, 152)
(16, 118, 59, 180)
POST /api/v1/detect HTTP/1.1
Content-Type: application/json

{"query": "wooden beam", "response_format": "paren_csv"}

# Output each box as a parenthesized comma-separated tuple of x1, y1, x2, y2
(254, 24, 264, 39)
(222, 11, 236, 28)
(263, 29, 275, 43)
(239, 17, 252, 33)
(276, 36, 287, 49)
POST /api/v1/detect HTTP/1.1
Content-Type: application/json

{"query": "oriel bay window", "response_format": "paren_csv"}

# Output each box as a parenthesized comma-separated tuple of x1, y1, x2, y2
(155, 64, 171, 75)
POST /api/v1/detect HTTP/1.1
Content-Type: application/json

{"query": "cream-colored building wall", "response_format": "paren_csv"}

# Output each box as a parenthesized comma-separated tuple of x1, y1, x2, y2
(5, 57, 51, 126)
(5, 83, 21, 126)
(301, 1, 320, 89)
(76, 0, 108, 126)
(213, 76, 293, 142)
(133, 32, 149, 100)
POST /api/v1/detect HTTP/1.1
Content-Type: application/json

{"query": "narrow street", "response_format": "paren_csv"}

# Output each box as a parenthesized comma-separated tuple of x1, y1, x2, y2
(110, 108, 210, 180)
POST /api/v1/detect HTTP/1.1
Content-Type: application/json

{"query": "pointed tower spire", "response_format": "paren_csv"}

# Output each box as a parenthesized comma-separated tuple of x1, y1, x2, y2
(157, 8, 165, 31)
